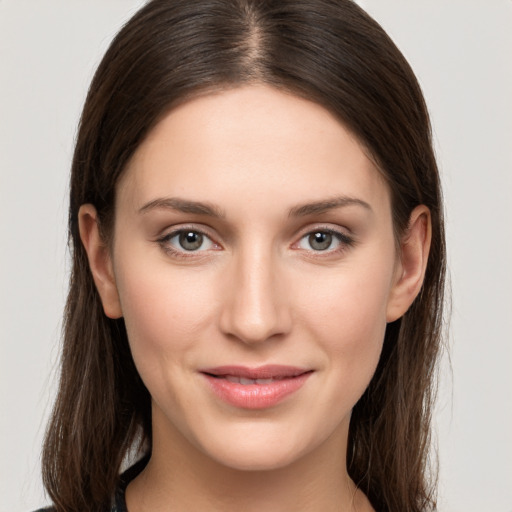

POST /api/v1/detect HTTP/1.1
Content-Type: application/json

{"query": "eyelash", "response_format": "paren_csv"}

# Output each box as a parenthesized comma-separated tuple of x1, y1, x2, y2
(156, 227, 219, 259)
(294, 227, 355, 256)
(156, 226, 355, 259)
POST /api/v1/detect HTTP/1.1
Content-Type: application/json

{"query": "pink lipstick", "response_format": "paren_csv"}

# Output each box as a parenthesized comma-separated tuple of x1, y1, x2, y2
(200, 365, 312, 409)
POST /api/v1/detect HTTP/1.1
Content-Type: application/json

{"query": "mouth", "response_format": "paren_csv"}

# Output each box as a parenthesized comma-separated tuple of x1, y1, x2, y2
(219, 375, 290, 385)
(199, 365, 313, 409)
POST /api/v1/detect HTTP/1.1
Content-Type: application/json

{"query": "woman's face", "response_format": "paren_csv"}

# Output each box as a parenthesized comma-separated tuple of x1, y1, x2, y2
(108, 85, 402, 470)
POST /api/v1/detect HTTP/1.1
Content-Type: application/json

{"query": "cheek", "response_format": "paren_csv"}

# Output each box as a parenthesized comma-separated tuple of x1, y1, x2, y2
(302, 261, 392, 332)
(297, 260, 393, 387)
(114, 258, 217, 375)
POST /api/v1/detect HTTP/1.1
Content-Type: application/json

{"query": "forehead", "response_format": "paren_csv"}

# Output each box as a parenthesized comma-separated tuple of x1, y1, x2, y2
(117, 85, 390, 216)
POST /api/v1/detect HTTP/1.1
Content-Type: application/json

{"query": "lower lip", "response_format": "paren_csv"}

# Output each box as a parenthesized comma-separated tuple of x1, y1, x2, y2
(202, 372, 312, 409)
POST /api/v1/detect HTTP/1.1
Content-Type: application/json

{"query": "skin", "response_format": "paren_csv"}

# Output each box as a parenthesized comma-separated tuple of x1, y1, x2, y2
(80, 85, 431, 511)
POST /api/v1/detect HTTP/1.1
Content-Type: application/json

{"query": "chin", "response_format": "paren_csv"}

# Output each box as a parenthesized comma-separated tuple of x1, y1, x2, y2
(193, 422, 325, 472)
(208, 444, 305, 472)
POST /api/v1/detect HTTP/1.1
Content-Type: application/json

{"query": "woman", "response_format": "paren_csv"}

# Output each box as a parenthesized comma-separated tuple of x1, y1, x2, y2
(40, 0, 446, 510)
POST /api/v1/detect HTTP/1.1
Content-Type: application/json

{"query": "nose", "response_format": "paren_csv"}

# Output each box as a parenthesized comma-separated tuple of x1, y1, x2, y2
(219, 247, 292, 345)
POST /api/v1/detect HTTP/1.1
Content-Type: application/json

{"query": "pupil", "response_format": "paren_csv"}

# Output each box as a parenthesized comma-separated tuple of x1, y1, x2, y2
(309, 232, 332, 251)
(179, 231, 203, 251)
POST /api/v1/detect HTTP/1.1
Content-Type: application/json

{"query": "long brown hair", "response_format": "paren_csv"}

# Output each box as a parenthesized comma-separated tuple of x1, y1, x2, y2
(42, 1, 446, 510)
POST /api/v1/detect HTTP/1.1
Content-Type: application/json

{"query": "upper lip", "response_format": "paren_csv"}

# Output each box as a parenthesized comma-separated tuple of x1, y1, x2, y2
(200, 365, 311, 380)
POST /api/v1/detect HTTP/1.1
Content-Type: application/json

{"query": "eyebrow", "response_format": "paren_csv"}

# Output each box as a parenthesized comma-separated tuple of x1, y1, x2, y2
(288, 196, 372, 217)
(138, 197, 225, 218)
(138, 195, 372, 219)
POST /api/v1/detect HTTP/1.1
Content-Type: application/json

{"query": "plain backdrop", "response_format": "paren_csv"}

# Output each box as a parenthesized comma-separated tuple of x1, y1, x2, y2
(1, 1, 511, 511)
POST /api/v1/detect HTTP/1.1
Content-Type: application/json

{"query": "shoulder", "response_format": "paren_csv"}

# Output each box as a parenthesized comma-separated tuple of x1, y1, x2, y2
(31, 456, 149, 512)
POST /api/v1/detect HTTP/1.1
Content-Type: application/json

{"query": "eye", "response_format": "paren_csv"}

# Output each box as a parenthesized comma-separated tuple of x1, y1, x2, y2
(304, 232, 336, 251)
(296, 229, 353, 253)
(160, 229, 217, 253)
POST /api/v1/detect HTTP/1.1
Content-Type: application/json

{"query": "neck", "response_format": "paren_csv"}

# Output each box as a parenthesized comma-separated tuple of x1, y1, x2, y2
(126, 416, 373, 512)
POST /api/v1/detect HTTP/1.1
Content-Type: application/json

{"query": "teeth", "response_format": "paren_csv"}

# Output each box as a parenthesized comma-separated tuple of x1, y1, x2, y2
(255, 378, 274, 384)
(224, 376, 275, 385)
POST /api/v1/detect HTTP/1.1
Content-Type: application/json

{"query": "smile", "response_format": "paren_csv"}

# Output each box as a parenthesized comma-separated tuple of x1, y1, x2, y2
(200, 365, 313, 409)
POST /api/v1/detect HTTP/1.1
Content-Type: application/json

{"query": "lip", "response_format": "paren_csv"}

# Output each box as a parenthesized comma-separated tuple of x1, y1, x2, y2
(200, 365, 313, 410)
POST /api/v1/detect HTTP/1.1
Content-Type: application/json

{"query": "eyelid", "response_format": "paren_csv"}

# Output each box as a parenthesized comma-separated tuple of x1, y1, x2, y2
(291, 225, 355, 254)
(156, 224, 223, 257)
(155, 223, 355, 258)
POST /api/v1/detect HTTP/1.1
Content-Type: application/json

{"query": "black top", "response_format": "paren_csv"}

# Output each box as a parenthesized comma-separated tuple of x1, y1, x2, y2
(112, 455, 149, 511)
(34, 455, 149, 512)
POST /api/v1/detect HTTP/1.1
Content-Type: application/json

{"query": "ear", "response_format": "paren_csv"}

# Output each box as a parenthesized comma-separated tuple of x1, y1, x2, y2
(78, 204, 123, 319)
(386, 205, 432, 322)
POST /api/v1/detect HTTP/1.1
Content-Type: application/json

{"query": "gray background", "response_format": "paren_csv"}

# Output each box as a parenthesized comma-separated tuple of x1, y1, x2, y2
(1, 1, 511, 510)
